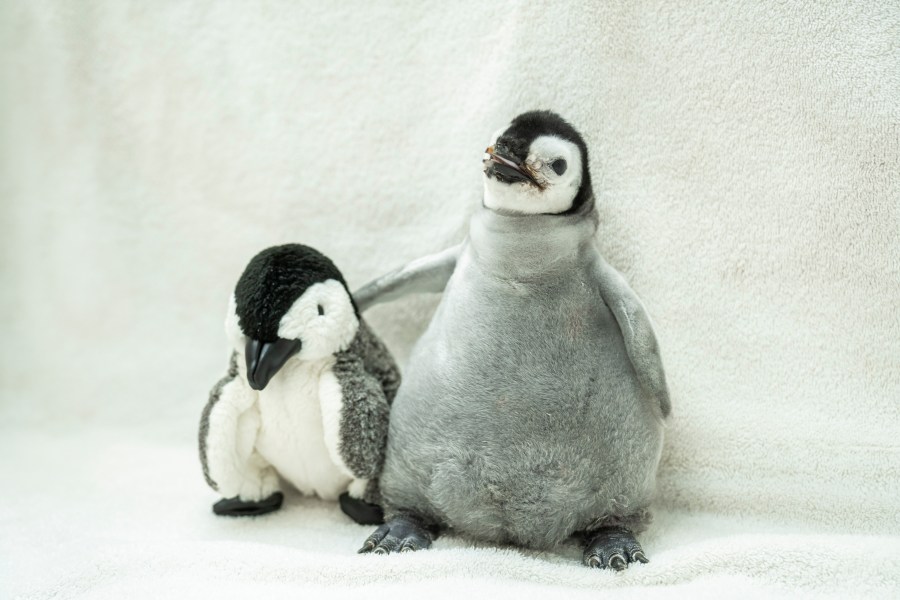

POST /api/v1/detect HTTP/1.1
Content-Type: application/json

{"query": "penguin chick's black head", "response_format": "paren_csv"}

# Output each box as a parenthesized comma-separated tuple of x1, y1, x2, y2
(483, 110, 593, 215)
(234, 244, 354, 343)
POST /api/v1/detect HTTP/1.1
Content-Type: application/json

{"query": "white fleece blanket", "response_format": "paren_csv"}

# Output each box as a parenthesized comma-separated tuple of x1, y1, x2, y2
(2, 1, 899, 598)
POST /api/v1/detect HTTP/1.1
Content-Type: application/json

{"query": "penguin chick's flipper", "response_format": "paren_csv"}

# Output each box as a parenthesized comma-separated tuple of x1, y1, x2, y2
(213, 492, 284, 517)
(339, 492, 384, 525)
(353, 244, 461, 312)
(593, 258, 672, 418)
(358, 514, 438, 554)
(583, 526, 649, 571)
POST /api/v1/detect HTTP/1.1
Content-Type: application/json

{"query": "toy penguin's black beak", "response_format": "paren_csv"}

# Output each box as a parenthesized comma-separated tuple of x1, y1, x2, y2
(484, 146, 543, 189)
(245, 338, 303, 391)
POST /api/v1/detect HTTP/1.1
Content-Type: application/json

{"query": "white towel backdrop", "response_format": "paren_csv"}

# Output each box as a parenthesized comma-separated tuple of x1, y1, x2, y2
(2, 1, 899, 597)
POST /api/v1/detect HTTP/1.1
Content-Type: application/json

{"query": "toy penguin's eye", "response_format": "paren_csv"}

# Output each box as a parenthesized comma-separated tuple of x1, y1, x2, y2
(317, 304, 325, 316)
(551, 159, 567, 176)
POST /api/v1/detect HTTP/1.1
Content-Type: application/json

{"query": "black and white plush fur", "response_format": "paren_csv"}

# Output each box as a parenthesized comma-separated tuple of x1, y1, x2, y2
(199, 245, 399, 521)
(354, 111, 671, 569)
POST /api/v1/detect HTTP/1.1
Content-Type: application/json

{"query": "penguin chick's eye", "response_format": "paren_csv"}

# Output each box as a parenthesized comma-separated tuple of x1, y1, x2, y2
(317, 304, 325, 316)
(551, 159, 567, 176)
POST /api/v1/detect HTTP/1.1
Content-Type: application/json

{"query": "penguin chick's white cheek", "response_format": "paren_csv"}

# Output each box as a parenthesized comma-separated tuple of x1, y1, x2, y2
(277, 280, 358, 360)
(484, 135, 583, 215)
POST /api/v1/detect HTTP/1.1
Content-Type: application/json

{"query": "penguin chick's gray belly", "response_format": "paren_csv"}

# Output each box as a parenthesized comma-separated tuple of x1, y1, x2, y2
(381, 244, 664, 550)
(255, 358, 352, 501)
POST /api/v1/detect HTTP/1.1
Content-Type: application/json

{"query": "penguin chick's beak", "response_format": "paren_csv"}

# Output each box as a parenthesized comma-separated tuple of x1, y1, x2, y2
(484, 146, 544, 189)
(245, 338, 303, 391)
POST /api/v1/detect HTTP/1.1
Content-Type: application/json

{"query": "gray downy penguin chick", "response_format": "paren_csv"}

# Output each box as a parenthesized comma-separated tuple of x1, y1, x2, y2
(198, 244, 400, 524)
(354, 111, 670, 569)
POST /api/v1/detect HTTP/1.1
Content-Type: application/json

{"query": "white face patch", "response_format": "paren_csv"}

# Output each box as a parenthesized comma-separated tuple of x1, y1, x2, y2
(277, 280, 358, 361)
(483, 135, 583, 215)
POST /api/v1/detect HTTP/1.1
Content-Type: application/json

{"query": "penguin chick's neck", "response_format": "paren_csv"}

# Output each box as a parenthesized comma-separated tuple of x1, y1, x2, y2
(468, 205, 598, 279)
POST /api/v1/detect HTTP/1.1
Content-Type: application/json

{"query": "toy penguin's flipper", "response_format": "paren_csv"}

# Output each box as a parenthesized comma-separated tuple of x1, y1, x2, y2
(213, 492, 284, 517)
(320, 351, 390, 526)
(352, 244, 461, 312)
(199, 355, 280, 500)
(353, 319, 402, 404)
(319, 348, 392, 482)
(199, 352, 241, 490)
(593, 257, 672, 418)
(339, 492, 384, 525)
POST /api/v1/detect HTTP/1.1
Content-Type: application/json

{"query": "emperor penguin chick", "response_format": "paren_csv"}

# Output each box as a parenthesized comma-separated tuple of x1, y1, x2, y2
(355, 111, 671, 568)
(199, 244, 400, 524)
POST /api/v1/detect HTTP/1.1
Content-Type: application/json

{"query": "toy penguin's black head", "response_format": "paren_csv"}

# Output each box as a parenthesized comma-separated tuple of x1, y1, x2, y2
(232, 244, 359, 390)
(482, 111, 593, 216)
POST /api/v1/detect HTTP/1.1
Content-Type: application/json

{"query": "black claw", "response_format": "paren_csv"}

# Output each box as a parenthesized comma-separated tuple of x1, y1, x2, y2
(609, 553, 627, 571)
(583, 526, 647, 570)
(378, 536, 401, 554)
(358, 514, 436, 556)
(358, 524, 390, 554)
(400, 536, 428, 553)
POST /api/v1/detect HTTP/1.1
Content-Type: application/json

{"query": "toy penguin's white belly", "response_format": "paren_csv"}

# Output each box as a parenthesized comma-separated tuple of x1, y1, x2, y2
(254, 358, 352, 501)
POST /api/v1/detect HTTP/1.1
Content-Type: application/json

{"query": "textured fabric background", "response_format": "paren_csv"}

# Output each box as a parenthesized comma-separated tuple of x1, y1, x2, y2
(2, 1, 899, 597)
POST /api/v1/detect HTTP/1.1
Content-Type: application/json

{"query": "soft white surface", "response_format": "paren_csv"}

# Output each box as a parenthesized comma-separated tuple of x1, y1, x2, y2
(2, 429, 899, 600)
(1, 1, 899, 597)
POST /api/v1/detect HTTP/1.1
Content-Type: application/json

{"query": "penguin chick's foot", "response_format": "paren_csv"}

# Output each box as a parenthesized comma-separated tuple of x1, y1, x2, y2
(583, 526, 648, 571)
(213, 492, 284, 517)
(358, 514, 436, 554)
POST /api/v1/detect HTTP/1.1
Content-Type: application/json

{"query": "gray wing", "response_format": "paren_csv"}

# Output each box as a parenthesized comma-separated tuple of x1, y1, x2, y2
(198, 352, 239, 490)
(593, 258, 672, 418)
(332, 329, 393, 479)
(353, 318, 401, 403)
(353, 244, 461, 312)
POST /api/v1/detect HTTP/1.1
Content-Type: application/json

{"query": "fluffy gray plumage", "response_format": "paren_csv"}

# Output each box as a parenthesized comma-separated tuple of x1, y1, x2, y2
(331, 319, 400, 499)
(354, 112, 670, 554)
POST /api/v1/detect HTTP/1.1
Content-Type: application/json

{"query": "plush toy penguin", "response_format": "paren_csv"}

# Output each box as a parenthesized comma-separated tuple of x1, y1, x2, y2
(198, 244, 399, 524)
(354, 111, 671, 568)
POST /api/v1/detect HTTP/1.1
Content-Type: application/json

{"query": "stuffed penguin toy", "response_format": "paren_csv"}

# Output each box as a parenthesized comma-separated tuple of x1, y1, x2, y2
(354, 111, 670, 569)
(198, 244, 399, 524)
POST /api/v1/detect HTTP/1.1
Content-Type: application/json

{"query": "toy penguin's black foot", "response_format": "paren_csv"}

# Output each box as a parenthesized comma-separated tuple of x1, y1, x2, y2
(583, 526, 648, 571)
(358, 513, 437, 554)
(339, 492, 384, 525)
(213, 492, 284, 517)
